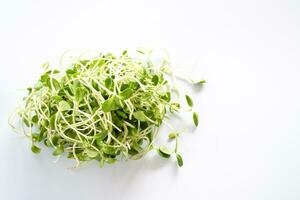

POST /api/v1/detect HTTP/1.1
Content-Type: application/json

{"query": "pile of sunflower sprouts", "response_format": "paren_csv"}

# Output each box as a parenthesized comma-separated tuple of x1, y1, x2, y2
(10, 49, 204, 168)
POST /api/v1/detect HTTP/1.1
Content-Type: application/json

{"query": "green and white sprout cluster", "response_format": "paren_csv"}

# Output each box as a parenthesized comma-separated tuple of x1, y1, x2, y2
(10, 49, 204, 168)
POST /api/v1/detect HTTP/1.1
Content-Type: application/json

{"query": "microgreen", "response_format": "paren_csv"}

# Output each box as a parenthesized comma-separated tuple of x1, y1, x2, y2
(52, 145, 64, 156)
(176, 153, 183, 167)
(102, 96, 121, 112)
(197, 80, 206, 84)
(10, 49, 204, 168)
(185, 95, 193, 107)
(158, 146, 172, 158)
(31, 145, 41, 154)
(168, 132, 178, 140)
(193, 112, 199, 127)
(133, 111, 148, 122)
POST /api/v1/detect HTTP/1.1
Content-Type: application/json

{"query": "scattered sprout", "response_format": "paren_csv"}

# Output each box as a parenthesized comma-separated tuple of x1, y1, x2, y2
(185, 95, 193, 107)
(197, 80, 206, 84)
(158, 146, 172, 158)
(176, 153, 183, 167)
(31, 145, 41, 154)
(52, 145, 64, 156)
(193, 112, 199, 127)
(168, 132, 178, 140)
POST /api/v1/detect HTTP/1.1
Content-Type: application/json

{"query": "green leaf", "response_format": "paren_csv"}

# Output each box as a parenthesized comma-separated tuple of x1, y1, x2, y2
(168, 132, 178, 140)
(66, 69, 76, 75)
(102, 96, 121, 112)
(128, 81, 139, 90)
(31, 115, 38, 124)
(53, 95, 63, 102)
(176, 153, 183, 167)
(161, 92, 171, 102)
(151, 75, 159, 85)
(166, 92, 171, 102)
(102, 145, 117, 155)
(170, 102, 180, 113)
(44, 139, 51, 147)
(97, 59, 106, 67)
(51, 135, 64, 146)
(59, 100, 71, 111)
(75, 87, 84, 103)
(137, 49, 145, 54)
(31, 133, 41, 142)
(114, 96, 123, 107)
(41, 61, 49, 70)
(85, 149, 98, 158)
(132, 142, 143, 152)
(52, 145, 64, 156)
(31, 145, 41, 154)
(52, 78, 61, 90)
(33, 131, 45, 143)
(122, 50, 128, 55)
(116, 110, 128, 119)
(119, 88, 134, 100)
(196, 80, 206, 84)
(193, 112, 199, 127)
(40, 73, 50, 86)
(128, 127, 138, 136)
(106, 157, 117, 164)
(95, 131, 108, 145)
(27, 87, 32, 94)
(22, 117, 31, 127)
(67, 153, 74, 159)
(158, 146, 172, 158)
(34, 81, 43, 90)
(46, 69, 60, 74)
(144, 110, 154, 118)
(185, 95, 193, 107)
(77, 154, 92, 161)
(49, 114, 56, 129)
(133, 111, 147, 121)
(105, 77, 114, 90)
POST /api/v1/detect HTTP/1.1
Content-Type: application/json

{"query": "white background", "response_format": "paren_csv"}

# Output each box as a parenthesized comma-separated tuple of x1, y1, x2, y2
(0, 0, 300, 199)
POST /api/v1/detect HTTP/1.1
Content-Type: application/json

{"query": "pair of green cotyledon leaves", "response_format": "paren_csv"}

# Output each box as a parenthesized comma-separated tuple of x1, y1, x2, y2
(156, 94, 198, 167)
(186, 94, 199, 127)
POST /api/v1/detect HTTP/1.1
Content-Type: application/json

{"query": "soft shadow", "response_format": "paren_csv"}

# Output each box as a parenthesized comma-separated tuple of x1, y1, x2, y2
(8, 130, 181, 200)
(191, 83, 206, 93)
(175, 76, 206, 94)
(67, 153, 179, 198)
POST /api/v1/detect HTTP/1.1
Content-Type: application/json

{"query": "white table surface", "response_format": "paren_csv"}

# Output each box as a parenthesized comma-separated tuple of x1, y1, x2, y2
(0, 0, 300, 200)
